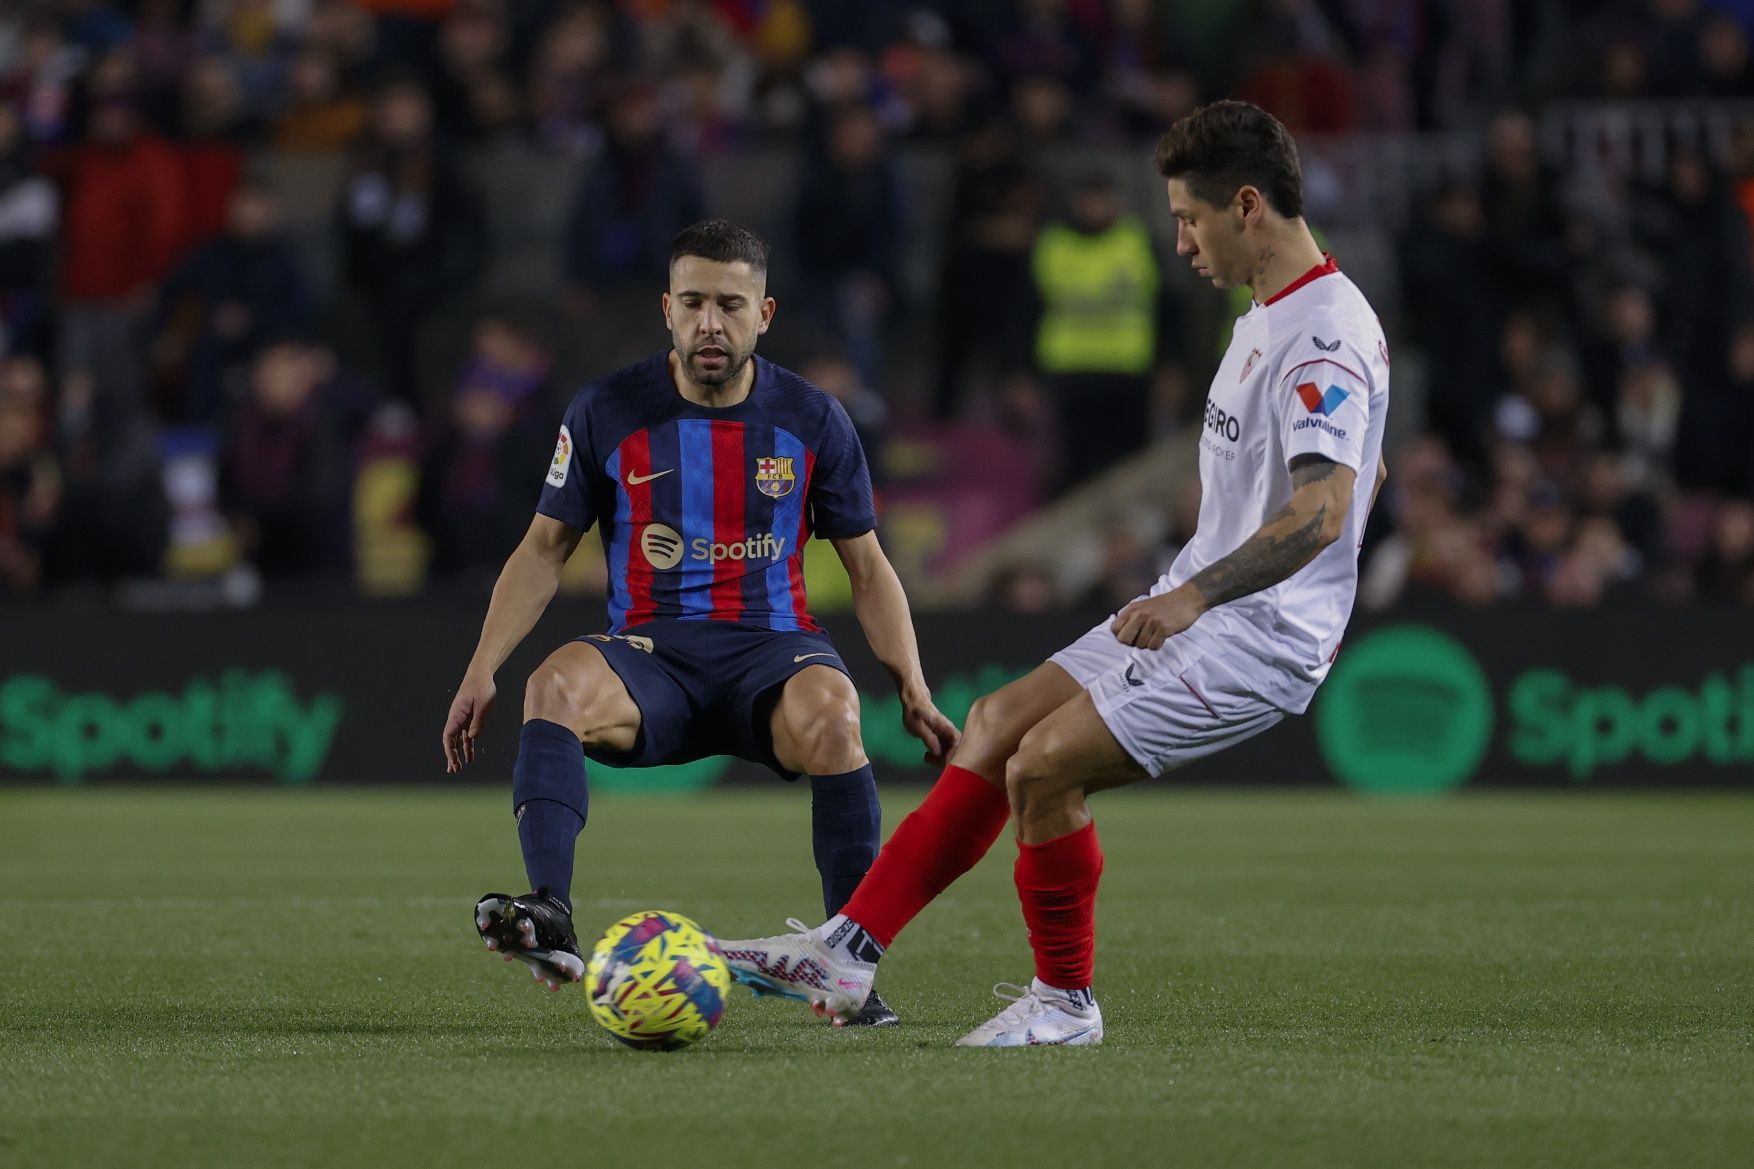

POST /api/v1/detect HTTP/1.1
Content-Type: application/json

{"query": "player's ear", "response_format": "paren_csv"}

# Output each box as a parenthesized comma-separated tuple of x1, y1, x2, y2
(758, 296, 776, 335)
(1236, 185, 1262, 227)
(660, 291, 672, 329)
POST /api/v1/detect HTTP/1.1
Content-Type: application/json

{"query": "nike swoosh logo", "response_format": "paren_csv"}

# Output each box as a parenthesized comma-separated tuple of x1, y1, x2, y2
(793, 653, 834, 663)
(626, 469, 672, 485)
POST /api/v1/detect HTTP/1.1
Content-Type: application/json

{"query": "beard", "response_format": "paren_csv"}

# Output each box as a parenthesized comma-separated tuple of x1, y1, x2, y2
(678, 337, 755, 387)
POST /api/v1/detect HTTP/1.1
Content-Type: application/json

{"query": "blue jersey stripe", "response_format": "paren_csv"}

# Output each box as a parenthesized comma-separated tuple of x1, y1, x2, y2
(675, 419, 717, 620)
(605, 448, 629, 630)
(739, 419, 775, 623)
(762, 426, 808, 631)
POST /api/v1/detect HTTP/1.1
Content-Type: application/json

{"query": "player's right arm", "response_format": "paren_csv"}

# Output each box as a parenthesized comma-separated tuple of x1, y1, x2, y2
(1111, 456, 1353, 650)
(445, 394, 600, 770)
(444, 515, 584, 772)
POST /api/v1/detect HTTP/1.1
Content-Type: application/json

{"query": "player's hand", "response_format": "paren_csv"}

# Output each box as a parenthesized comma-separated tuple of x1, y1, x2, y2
(901, 692, 960, 767)
(443, 672, 497, 773)
(1110, 589, 1203, 651)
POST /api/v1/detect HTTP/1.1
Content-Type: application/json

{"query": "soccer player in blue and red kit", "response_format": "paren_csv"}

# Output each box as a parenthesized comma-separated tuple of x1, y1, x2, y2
(440, 220, 957, 1025)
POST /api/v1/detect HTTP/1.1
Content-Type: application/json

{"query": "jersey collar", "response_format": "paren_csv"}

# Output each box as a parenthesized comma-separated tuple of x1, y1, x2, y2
(1260, 253, 1339, 307)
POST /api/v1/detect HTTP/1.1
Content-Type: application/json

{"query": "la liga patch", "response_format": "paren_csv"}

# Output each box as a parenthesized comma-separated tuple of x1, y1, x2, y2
(547, 424, 573, 487)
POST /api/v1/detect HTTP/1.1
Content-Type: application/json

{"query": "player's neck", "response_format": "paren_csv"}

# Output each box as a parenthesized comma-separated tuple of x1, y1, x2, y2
(1246, 222, 1328, 306)
(669, 349, 755, 408)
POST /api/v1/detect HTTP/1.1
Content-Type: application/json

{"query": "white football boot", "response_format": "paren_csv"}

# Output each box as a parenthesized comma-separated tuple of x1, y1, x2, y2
(954, 980, 1104, 1047)
(718, 918, 876, 1022)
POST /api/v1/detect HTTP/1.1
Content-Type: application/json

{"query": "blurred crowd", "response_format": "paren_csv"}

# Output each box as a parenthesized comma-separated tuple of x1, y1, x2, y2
(1, 0, 1753, 609)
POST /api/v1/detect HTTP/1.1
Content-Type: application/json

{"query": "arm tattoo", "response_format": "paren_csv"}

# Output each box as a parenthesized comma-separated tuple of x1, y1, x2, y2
(1185, 506, 1328, 608)
(1186, 457, 1341, 608)
(1290, 454, 1340, 487)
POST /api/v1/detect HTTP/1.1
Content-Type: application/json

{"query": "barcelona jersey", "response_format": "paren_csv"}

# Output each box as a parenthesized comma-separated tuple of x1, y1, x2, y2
(536, 353, 876, 634)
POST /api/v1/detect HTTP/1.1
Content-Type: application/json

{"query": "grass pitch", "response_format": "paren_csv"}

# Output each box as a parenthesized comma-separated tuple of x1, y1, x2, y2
(0, 788, 1749, 1169)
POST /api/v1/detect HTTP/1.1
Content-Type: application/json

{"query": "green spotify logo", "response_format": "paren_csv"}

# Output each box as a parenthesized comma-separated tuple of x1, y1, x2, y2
(1315, 625, 1495, 796)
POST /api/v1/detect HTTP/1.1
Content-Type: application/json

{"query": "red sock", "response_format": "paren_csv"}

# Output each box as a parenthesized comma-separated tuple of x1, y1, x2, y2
(1014, 821, 1104, 990)
(841, 764, 1010, 947)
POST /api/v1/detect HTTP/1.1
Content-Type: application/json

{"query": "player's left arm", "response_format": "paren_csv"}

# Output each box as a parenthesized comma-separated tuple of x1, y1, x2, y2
(1112, 457, 1355, 650)
(832, 531, 960, 764)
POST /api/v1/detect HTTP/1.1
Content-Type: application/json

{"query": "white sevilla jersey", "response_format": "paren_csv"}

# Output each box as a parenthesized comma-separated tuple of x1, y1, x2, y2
(1165, 258, 1389, 714)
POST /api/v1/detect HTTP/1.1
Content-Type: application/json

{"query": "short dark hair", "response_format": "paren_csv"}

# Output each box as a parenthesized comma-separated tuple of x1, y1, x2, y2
(670, 219, 771, 274)
(1154, 100, 1304, 219)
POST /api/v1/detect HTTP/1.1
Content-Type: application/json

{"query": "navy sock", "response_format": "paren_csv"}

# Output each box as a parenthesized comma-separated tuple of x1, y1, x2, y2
(512, 718, 589, 911)
(810, 764, 881, 918)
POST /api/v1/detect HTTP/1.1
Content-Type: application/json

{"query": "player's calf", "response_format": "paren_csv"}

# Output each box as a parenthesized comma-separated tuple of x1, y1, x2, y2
(475, 890, 585, 991)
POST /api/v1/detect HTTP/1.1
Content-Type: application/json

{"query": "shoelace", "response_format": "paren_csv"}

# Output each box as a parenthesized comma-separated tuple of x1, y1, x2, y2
(784, 918, 812, 934)
(985, 982, 1049, 1027)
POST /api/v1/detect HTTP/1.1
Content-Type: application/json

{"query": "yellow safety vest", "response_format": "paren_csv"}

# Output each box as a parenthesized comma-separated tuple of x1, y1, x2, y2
(1032, 216, 1159, 376)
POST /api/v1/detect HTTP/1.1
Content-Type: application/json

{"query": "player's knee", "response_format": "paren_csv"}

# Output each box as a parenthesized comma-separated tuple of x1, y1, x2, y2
(524, 663, 585, 725)
(965, 692, 1027, 759)
(1003, 736, 1056, 817)
(793, 702, 865, 775)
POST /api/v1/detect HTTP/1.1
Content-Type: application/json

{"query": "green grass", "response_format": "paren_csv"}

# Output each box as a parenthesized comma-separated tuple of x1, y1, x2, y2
(0, 789, 1750, 1169)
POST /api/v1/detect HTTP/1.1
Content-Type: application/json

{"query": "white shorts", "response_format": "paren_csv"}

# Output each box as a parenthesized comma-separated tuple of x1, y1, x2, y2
(1049, 617, 1285, 778)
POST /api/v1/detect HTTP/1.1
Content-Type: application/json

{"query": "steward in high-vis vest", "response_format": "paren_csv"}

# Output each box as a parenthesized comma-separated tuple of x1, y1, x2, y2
(1031, 171, 1169, 487)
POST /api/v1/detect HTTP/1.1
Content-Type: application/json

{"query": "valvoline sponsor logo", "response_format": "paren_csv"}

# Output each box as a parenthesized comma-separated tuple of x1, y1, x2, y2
(1296, 382, 1350, 416)
(1294, 382, 1350, 438)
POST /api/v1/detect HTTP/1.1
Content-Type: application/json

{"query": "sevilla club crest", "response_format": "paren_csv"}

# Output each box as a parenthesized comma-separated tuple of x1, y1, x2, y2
(1239, 348, 1262, 382)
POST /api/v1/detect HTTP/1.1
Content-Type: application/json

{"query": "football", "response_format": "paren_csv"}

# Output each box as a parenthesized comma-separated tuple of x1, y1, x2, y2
(585, 910, 732, 1051)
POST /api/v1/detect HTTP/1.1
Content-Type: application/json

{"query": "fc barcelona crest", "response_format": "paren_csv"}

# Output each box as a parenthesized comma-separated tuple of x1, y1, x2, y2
(755, 456, 797, 499)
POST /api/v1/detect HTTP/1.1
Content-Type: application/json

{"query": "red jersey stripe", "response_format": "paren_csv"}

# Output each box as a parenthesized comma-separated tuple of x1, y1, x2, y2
(621, 429, 657, 628)
(788, 449, 817, 631)
(708, 421, 746, 621)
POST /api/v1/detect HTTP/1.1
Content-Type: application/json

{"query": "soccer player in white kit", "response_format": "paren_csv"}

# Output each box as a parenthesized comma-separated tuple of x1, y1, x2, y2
(720, 100, 1391, 1046)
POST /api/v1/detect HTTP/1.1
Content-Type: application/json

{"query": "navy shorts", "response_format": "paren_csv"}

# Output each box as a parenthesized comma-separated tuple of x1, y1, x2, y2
(573, 619, 853, 779)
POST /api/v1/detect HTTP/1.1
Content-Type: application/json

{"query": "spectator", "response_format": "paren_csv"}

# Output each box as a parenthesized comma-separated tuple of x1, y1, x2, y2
(1697, 10, 1754, 97)
(0, 354, 59, 594)
(0, 103, 57, 357)
(220, 341, 354, 579)
(274, 45, 368, 151)
(2, 18, 83, 145)
(416, 316, 552, 584)
(1401, 182, 1498, 466)
(990, 558, 1063, 615)
(1009, 72, 1076, 146)
(337, 73, 488, 405)
(527, 2, 617, 154)
(45, 366, 169, 586)
(1676, 320, 1754, 496)
(306, 0, 381, 94)
(153, 180, 312, 422)
(932, 115, 1041, 418)
(1077, 523, 1158, 614)
(1696, 496, 1754, 603)
(792, 102, 904, 392)
(1635, 149, 1752, 387)
(563, 82, 706, 307)
(1030, 171, 1164, 488)
(799, 348, 888, 486)
(172, 54, 260, 262)
(48, 76, 186, 404)
(429, 1, 521, 142)
(1477, 109, 1571, 320)
(987, 0, 1100, 98)
(130, 0, 198, 130)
